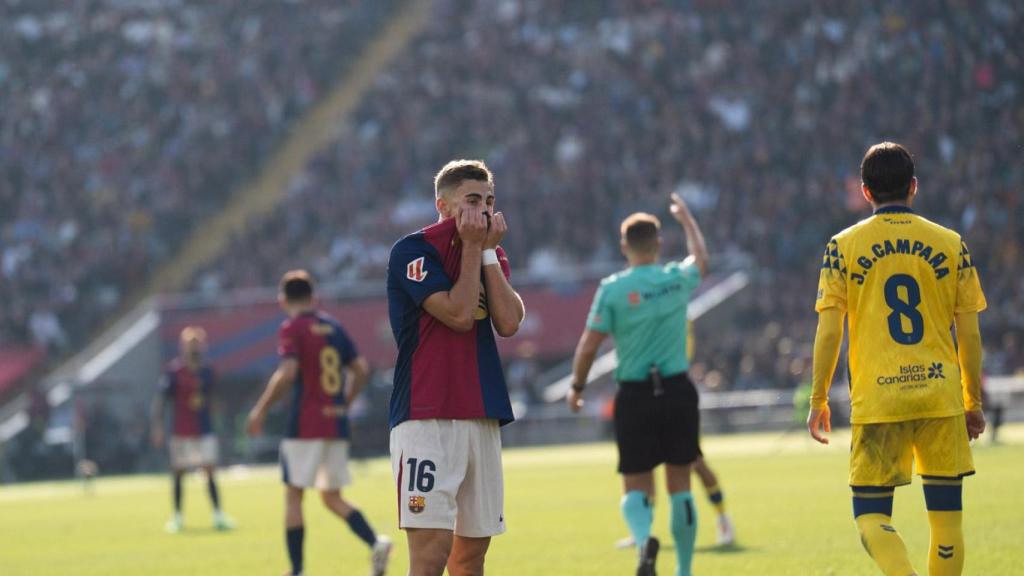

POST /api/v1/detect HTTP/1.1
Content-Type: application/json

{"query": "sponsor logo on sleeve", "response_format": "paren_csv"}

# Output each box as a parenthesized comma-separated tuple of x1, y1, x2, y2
(407, 257, 428, 282)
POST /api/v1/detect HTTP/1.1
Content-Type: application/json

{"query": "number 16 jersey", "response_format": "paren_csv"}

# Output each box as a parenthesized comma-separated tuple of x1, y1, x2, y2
(278, 311, 358, 439)
(815, 206, 987, 424)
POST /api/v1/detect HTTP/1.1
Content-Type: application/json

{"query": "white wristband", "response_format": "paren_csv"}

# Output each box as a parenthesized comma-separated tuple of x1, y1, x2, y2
(482, 249, 499, 266)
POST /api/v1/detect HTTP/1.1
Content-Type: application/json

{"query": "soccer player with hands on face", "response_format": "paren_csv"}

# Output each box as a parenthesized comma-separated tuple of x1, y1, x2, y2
(387, 159, 524, 576)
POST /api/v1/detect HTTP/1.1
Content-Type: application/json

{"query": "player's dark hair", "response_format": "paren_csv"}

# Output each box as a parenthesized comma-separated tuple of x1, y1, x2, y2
(279, 269, 315, 303)
(434, 159, 493, 198)
(861, 142, 915, 204)
(620, 213, 661, 253)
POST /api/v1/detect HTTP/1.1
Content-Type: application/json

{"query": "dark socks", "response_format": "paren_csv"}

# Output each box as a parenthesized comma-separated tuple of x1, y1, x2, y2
(207, 475, 221, 510)
(173, 473, 183, 512)
(286, 526, 304, 575)
(344, 509, 378, 547)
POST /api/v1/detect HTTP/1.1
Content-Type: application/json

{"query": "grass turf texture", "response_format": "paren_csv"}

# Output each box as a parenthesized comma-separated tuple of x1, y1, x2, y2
(2, 426, 1023, 575)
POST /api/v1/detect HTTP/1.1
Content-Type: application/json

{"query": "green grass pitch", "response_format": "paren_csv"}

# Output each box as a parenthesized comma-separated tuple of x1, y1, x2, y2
(2, 426, 1022, 575)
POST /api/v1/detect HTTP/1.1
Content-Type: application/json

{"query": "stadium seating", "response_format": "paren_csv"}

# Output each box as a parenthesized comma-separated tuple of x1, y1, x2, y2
(4, 0, 1021, 389)
(0, 0, 398, 352)
(190, 0, 1024, 386)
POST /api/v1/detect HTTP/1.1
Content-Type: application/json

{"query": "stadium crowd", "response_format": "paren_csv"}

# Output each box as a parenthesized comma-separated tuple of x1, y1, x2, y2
(0, 0, 397, 352)
(192, 0, 1024, 387)
(0, 0, 1019, 393)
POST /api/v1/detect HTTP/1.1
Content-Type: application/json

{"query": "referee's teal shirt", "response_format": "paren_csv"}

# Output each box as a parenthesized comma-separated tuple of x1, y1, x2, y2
(586, 259, 701, 382)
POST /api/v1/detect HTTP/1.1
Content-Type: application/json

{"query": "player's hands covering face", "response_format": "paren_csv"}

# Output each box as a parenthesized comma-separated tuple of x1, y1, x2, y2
(458, 207, 488, 247)
(484, 212, 507, 250)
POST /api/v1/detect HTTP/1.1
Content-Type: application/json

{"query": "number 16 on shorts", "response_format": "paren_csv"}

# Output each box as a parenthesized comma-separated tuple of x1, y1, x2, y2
(390, 420, 507, 537)
(405, 457, 435, 513)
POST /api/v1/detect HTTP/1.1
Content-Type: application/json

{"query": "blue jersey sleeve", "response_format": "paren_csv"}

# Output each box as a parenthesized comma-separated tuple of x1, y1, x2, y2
(389, 237, 453, 307)
(332, 322, 359, 365)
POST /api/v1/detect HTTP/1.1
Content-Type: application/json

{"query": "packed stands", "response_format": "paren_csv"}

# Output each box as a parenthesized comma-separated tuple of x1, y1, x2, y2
(191, 0, 1024, 386)
(0, 0, 398, 353)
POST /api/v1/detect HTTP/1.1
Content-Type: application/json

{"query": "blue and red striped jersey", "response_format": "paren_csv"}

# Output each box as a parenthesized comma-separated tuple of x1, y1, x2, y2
(386, 217, 515, 428)
(277, 311, 358, 439)
(161, 359, 214, 437)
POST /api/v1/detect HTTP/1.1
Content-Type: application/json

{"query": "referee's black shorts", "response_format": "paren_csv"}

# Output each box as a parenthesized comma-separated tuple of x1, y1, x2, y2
(614, 372, 701, 474)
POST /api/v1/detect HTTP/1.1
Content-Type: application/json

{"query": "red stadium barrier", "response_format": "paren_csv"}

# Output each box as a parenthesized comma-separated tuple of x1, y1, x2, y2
(160, 281, 600, 376)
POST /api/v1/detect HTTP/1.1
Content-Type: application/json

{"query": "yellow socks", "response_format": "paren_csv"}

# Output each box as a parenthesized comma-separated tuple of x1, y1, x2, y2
(923, 478, 964, 576)
(855, 513, 917, 576)
(852, 487, 916, 576)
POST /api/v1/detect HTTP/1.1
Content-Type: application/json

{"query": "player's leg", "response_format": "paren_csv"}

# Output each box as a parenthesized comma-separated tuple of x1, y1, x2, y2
(693, 455, 733, 545)
(407, 528, 453, 576)
(850, 422, 917, 576)
(202, 463, 234, 530)
(319, 489, 381, 548)
(164, 437, 186, 532)
(318, 438, 390, 570)
(449, 420, 506, 575)
(915, 415, 974, 576)
(284, 486, 305, 576)
(447, 535, 490, 576)
(391, 420, 467, 576)
(165, 468, 185, 532)
(280, 439, 320, 576)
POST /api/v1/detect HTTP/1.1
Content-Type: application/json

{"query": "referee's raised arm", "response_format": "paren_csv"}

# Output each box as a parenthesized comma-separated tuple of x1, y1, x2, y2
(669, 193, 708, 277)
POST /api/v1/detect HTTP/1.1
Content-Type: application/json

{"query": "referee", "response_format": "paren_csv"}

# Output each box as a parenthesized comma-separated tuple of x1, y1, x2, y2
(568, 193, 708, 576)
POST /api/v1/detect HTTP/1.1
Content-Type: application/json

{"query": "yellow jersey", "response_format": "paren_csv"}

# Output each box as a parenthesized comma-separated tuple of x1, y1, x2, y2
(815, 206, 987, 424)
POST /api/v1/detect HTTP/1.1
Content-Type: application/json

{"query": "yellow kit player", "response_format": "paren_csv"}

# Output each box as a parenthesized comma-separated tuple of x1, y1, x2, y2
(807, 143, 987, 576)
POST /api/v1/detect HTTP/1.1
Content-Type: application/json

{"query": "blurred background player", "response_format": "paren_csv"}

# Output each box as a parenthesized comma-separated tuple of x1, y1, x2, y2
(150, 326, 234, 533)
(569, 193, 709, 576)
(808, 143, 987, 576)
(386, 160, 524, 576)
(247, 270, 391, 576)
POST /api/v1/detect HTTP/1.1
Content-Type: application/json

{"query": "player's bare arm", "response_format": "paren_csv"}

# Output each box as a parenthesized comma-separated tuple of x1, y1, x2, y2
(807, 307, 845, 444)
(567, 329, 608, 413)
(422, 208, 487, 332)
(344, 356, 371, 405)
(247, 357, 299, 436)
(955, 311, 987, 440)
(482, 211, 525, 337)
(670, 193, 709, 276)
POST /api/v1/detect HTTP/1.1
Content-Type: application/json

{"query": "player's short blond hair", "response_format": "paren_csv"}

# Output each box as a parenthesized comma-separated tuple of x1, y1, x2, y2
(620, 212, 661, 253)
(434, 159, 493, 199)
(179, 326, 207, 344)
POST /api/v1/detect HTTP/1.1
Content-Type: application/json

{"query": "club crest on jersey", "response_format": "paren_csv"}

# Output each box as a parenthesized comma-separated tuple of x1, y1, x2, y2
(408, 495, 426, 514)
(407, 257, 428, 282)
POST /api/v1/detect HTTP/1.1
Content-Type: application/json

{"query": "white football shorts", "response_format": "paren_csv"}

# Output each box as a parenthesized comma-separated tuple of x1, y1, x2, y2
(169, 435, 218, 470)
(280, 439, 352, 490)
(390, 419, 505, 538)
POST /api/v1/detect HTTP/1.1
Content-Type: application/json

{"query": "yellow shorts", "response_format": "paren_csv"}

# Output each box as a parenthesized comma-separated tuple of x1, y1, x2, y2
(849, 414, 974, 487)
